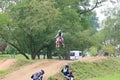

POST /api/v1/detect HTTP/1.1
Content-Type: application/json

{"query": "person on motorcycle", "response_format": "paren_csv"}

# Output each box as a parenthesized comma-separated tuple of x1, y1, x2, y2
(38, 69, 45, 80)
(61, 64, 70, 78)
(31, 69, 45, 80)
(55, 29, 65, 48)
(61, 64, 75, 80)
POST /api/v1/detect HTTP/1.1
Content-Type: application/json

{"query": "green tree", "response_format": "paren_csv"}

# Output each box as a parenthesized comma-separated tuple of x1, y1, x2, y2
(0, 0, 108, 60)
(98, 0, 120, 55)
(1, 0, 61, 59)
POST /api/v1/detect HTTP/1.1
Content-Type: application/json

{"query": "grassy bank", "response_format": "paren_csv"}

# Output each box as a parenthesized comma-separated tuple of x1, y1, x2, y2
(49, 58, 120, 80)
(0, 54, 35, 76)
(89, 73, 120, 80)
(0, 59, 34, 76)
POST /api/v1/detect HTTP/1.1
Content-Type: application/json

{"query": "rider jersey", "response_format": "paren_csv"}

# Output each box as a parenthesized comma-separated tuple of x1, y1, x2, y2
(61, 67, 69, 76)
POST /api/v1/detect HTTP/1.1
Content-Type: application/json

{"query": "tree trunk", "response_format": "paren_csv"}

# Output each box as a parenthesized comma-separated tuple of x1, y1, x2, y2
(31, 53, 36, 60)
(46, 47, 52, 59)
(47, 53, 52, 59)
(21, 53, 30, 59)
(65, 53, 70, 60)
(37, 53, 40, 59)
(43, 54, 46, 59)
(37, 55, 40, 59)
(4, 40, 30, 59)
(65, 44, 70, 60)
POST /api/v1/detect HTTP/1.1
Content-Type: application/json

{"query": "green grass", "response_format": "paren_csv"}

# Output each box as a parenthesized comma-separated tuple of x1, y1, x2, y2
(0, 54, 9, 59)
(0, 71, 8, 76)
(0, 54, 31, 59)
(73, 58, 120, 80)
(0, 54, 32, 76)
(49, 58, 120, 80)
(89, 73, 120, 80)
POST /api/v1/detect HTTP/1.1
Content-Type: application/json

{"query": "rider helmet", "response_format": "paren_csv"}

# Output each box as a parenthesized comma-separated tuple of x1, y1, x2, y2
(65, 63, 69, 68)
(40, 69, 45, 74)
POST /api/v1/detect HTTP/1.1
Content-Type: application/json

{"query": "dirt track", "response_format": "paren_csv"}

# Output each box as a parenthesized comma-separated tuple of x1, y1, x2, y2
(0, 56, 106, 80)
(0, 59, 17, 70)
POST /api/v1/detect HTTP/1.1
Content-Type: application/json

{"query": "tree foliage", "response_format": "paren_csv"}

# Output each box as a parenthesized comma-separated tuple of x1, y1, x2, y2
(98, 1, 120, 55)
(0, 0, 107, 59)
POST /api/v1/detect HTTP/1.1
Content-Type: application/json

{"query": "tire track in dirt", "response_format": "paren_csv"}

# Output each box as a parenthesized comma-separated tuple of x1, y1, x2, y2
(0, 56, 107, 80)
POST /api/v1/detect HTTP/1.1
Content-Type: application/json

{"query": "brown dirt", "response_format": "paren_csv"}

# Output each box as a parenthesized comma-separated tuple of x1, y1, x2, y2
(0, 56, 107, 80)
(79, 56, 106, 62)
(0, 59, 17, 70)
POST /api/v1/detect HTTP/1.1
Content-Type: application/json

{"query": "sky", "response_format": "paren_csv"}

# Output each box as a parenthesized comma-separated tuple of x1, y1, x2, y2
(94, 0, 119, 30)
(94, 0, 119, 22)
